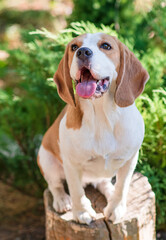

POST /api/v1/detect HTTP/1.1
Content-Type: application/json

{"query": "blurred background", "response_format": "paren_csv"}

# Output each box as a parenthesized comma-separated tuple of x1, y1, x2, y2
(0, 0, 165, 239)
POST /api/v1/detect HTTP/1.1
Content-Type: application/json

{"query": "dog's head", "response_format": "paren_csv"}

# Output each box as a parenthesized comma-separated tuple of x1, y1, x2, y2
(54, 33, 149, 107)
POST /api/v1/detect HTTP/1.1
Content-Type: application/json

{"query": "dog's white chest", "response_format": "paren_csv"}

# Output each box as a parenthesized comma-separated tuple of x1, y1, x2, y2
(81, 118, 133, 167)
(59, 97, 144, 179)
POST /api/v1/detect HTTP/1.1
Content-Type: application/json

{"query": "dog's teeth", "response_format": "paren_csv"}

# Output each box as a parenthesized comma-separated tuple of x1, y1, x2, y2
(96, 85, 101, 91)
(103, 84, 107, 90)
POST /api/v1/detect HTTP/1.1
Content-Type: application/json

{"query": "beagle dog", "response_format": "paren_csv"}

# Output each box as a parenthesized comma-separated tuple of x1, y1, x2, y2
(37, 33, 149, 225)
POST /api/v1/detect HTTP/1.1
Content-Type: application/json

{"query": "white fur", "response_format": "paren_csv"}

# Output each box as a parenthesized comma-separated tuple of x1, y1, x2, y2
(39, 33, 145, 224)
(38, 145, 72, 212)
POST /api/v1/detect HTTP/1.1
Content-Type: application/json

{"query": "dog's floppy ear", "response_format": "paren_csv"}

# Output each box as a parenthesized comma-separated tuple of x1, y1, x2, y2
(54, 44, 75, 106)
(114, 41, 149, 107)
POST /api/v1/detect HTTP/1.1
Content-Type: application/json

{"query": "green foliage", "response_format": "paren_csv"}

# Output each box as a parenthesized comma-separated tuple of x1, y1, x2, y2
(32, 21, 118, 43)
(0, 9, 54, 33)
(136, 89, 166, 226)
(137, 89, 166, 169)
(68, 0, 135, 33)
(0, 30, 65, 196)
(141, 49, 166, 96)
(146, 0, 166, 50)
(68, 0, 166, 54)
(0, 57, 8, 78)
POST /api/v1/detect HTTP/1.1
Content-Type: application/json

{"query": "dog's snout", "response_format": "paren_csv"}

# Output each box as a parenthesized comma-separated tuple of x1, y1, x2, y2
(76, 47, 93, 61)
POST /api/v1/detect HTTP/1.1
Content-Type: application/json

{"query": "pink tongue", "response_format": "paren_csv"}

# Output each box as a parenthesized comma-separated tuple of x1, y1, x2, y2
(76, 80, 97, 98)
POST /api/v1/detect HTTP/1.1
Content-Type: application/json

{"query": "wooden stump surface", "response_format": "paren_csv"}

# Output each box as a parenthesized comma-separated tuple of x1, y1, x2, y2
(44, 172, 156, 240)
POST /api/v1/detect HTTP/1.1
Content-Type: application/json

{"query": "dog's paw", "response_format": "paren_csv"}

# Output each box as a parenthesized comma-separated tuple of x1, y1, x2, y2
(73, 209, 96, 225)
(53, 192, 72, 213)
(104, 199, 126, 223)
(73, 196, 96, 225)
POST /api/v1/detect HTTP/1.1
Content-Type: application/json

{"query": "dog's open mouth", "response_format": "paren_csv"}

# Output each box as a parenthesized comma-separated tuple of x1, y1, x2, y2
(75, 67, 110, 99)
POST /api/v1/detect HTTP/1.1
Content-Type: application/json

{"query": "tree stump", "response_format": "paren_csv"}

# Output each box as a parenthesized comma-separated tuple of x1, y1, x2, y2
(44, 173, 156, 240)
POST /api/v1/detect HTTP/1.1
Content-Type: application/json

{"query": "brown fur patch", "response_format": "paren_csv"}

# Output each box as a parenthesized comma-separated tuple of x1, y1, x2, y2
(114, 39, 149, 107)
(66, 96, 83, 130)
(42, 106, 67, 163)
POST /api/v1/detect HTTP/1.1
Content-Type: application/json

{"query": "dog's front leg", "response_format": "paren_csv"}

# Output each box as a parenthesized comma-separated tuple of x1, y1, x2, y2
(104, 151, 139, 223)
(63, 160, 96, 225)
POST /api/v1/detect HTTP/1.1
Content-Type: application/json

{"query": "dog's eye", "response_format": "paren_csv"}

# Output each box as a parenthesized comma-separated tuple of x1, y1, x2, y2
(100, 42, 112, 50)
(71, 44, 79, 51)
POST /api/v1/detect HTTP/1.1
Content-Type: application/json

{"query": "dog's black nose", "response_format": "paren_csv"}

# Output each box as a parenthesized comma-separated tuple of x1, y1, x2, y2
(76, 47, 93, 61)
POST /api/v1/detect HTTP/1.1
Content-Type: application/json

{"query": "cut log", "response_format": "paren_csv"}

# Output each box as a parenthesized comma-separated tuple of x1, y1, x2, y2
(44, 172, 156, 240)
